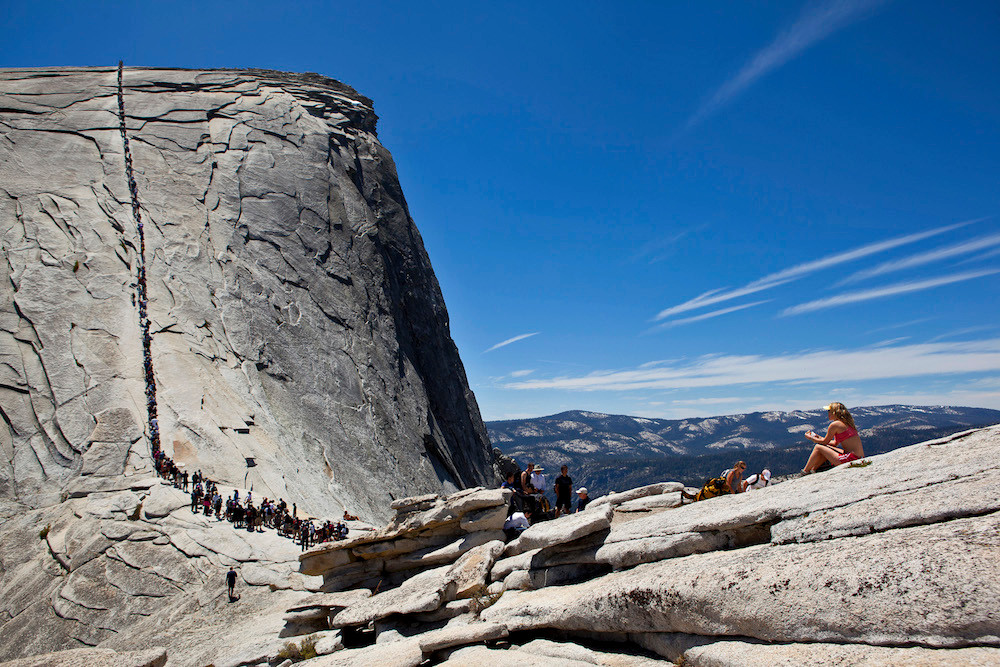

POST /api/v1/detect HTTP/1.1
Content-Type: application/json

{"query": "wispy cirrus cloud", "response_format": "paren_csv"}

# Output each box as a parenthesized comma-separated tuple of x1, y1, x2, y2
(654, 221, 969, 322)
(509, 369, 535, 378)
(483, 332, 539, 353)
(928, 325, 998, 343)
(683, 0, 890, 132)
(632, 226, 707, 264)
(781, 268, 1000, 316)
(650, 300, 770, 330)
(960, 246, 1000, 265)
(504, 338, 1000, 392)
(865, 318, 934, 334)
(839, 229, 1000, 285)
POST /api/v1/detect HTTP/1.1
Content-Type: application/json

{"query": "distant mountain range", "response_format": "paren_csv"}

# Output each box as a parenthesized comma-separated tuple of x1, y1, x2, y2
(487, 405, 1000, 496)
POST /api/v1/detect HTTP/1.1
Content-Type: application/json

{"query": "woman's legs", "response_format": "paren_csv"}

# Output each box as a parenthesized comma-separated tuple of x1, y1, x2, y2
(803, 444, 842, 473)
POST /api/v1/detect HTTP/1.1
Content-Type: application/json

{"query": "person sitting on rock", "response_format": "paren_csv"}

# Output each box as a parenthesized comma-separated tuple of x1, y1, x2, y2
(503, 510, 531, 540)
(530, 466, 547, 495)
(501, 472, 517, 490)
(528, 466, 551, 515)
(520, 463, 536, 494)
(802, 402, 865, 473)
(576, 487, 591, 512)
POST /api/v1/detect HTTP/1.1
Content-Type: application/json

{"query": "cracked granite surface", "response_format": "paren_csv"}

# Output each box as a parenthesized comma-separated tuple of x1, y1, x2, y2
(0, 67, 496, 520)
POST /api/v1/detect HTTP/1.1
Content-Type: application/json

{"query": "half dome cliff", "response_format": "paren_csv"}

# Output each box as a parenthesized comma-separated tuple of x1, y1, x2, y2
(0, 66, 496, 521)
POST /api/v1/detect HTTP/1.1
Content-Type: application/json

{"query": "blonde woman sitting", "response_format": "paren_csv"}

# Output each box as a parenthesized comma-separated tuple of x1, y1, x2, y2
(802, 402, 865, 473)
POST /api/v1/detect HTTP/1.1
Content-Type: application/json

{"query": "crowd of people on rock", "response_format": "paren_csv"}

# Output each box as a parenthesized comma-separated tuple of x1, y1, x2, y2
(152, 453, 351, 550)
(498, 403, 865, 519)
(500, 462, 591, 539)
(683, 402, 865, 503)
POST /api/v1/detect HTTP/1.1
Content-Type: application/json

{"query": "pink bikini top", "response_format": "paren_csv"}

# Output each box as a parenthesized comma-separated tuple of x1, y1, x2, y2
(834, 427, 858, 444)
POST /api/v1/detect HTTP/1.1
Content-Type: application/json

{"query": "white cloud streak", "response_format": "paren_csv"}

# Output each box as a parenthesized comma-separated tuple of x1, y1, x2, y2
(652, 300, 770, 330)
(483, 332, 539, 353)
(960, 246, 1000, 265)
(655, 221, 968, 321)
(509, 369, 535, 378)
(504, 339, 1000, 392)
(684, 0, 889, 131)
(781, 269, 1000, 316)
(839, 230, 1000, 285)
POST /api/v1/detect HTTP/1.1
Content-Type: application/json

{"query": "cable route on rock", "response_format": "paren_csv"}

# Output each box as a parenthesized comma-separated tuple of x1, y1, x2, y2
(116, 60, 161, 460)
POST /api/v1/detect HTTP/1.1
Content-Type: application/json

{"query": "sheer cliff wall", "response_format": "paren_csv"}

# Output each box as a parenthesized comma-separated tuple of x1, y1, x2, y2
(0, 66, 495, 521)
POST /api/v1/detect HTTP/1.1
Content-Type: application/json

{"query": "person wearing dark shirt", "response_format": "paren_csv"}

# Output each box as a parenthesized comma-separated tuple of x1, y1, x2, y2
(226, 567, 238, 601)
(576, 487, 590, 512)
(554, 466, 573, 517)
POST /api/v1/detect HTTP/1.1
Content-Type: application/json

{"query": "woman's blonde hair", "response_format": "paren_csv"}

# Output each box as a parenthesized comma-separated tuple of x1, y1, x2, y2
(826, 402, 857, 431)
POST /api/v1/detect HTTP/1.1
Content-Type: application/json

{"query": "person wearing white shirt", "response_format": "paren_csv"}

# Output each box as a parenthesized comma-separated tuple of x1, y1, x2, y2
(530, 467, 547, 493)
(742, 469, 772, 491)
(503, 511, 531, 539)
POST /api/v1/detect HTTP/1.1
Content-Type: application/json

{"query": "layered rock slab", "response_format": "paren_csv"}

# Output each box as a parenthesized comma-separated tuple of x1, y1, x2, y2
(0, 647, 167, 667)
(632, 634, 1000, 667)
(483, 510, 1000, 647)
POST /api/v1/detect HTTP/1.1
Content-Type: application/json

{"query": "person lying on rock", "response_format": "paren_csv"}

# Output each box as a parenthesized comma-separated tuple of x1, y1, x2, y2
(742, 468, 771, 491)
(802, 402, 865, 473)
(682, 464, 744, 503)
(722, 461, 747, 494)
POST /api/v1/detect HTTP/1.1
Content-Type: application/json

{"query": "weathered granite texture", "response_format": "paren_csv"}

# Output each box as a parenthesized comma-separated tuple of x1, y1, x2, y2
(1, 427, 998, 665)
(0, 66, 496, 520)
(289, 426, 1000, 666)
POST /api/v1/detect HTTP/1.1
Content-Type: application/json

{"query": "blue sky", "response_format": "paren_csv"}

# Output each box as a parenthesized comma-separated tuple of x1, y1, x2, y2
(4, 1, 999, 420)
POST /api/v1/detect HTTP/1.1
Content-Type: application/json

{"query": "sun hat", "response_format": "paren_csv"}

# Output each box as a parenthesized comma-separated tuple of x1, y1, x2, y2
(576, 487, 588, 495)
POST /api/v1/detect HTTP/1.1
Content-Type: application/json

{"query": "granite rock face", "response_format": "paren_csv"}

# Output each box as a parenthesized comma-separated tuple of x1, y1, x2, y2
(0, 66, 496, 520)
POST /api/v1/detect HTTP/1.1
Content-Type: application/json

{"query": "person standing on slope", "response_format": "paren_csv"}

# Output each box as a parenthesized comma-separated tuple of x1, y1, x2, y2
(802, 402, 865, 473)
(226, 567, 238, 601)
(554, 465, 573, 517)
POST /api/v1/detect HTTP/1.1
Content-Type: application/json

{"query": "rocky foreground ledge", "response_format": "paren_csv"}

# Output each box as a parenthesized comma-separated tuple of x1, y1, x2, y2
(273, 425, 1000, 665)
(3, 425, 999, 666)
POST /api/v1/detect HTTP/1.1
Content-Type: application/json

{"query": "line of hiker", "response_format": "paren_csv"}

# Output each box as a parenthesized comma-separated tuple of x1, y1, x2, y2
(117, 61, 162, 459)
(151, 453, 350, 550)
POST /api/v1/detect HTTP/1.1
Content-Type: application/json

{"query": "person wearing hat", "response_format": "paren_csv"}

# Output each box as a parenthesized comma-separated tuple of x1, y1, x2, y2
(529, 465, 547, 494)
(576, 487, 590, 512)
(743, 468, 772, 491)
(802, 402, 865, 473)
(529, 465, 551, 514)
